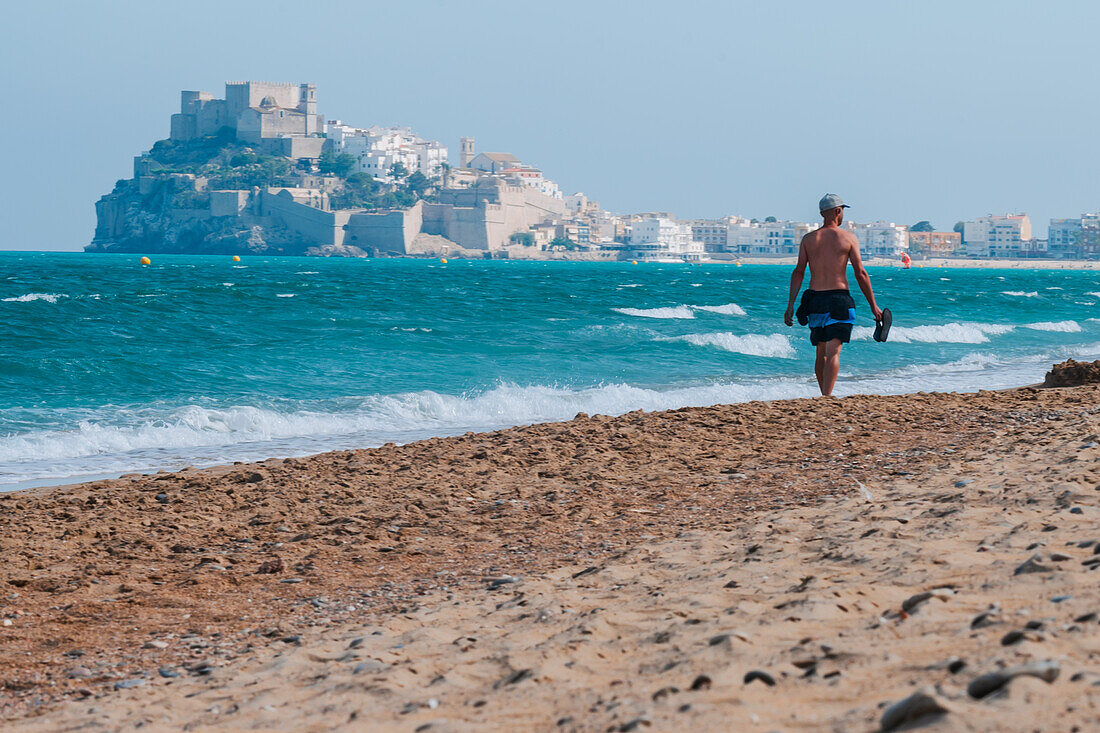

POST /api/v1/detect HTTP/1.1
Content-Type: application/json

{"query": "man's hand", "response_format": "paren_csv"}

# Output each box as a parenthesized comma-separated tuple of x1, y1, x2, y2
(871, 305, 883, 322)
(784, 306, 794, 327)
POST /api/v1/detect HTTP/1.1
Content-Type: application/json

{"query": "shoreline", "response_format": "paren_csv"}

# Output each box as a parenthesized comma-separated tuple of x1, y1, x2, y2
(0, 379, 1053, 498)
(2, 383, 1098, 729)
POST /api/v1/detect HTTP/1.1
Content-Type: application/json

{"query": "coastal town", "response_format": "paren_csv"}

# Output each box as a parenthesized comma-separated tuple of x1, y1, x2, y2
(89, 81, 1099, 262)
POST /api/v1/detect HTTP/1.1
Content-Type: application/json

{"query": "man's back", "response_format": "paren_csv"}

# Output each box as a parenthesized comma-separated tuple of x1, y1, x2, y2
(785, 195, 882, 396)
(801, 226, 856, 291)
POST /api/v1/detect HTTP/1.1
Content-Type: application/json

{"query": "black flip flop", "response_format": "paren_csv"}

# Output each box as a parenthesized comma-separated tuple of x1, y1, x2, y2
(873, 308, 892, 343)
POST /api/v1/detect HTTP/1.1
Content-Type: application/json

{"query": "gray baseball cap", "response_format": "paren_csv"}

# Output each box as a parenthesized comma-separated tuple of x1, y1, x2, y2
(819, 193, 850, 212)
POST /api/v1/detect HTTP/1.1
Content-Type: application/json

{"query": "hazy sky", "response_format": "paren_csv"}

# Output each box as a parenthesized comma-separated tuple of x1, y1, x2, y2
(3, 0, 1097, 251)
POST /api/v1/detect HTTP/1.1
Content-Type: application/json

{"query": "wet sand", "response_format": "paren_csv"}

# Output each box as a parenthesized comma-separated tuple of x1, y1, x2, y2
(2, 385, 1098, 730)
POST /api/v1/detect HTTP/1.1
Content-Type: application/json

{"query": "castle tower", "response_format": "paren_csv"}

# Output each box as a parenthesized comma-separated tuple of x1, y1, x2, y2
(460, 137, 475, 168)
(298, 83, 317, 115)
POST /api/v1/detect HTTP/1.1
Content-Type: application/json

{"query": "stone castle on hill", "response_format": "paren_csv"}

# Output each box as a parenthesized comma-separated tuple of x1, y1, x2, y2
(170, 81, 324, 160)
(88, 80, 568, 257)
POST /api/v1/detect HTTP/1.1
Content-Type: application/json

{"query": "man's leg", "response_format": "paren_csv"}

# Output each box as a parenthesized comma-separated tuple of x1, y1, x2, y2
(820, 339, 843, 396)
(814, 341, 826, 393)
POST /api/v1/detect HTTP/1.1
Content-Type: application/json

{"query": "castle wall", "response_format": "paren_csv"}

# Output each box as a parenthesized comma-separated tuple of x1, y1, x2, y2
(261, 189, 347, 246)
(344, 202, 423, 254)
(237, 108, 318, 143)
(196, 99, 229, 137)
(210, 190, 250, 217)
(170, 114, 196, 141)
(225, 82, 300, 121)
(267, 136, 325, 160)
(423, 181, 566, 250)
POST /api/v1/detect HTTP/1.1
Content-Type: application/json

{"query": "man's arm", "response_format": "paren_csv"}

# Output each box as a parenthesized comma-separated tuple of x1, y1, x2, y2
(784, 240, 808, 326)
(848, 237, 883, 321)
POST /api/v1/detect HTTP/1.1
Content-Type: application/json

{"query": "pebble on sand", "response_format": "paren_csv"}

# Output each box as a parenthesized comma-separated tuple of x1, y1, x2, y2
(880, 688, 950, 732)
(743, 670, 776, 686)
(967, 660, 1060, 699)
(1014, 555, 1053, 575)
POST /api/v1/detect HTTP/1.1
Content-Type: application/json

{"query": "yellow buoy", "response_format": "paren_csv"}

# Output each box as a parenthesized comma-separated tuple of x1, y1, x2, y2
(140, 256, 151, 265)
(440, 258, 448, 264)
(232, 255, 241, 262)
(631, 260, 638, 265)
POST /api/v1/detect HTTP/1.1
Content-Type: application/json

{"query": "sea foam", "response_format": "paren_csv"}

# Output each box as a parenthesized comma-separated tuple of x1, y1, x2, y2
(852, 322, 1013, 344)
(692, 303, 747, 316)
(613, 305, 695, 319)
(1023, 321, 1081, 332)
(2, 293, 66, 303)
(661, 332, 794, 358)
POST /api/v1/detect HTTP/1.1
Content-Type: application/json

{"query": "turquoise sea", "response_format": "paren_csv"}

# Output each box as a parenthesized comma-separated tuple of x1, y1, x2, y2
(3, 252, 1099, 490)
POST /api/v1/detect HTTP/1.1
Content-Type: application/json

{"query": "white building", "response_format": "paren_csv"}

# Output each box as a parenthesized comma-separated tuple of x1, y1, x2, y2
(501, 167, 562, 199)
(725, 219, 813, 256)
(691, 216, 741, 253)
(324, 121, 448, 182)
(587, 210, 622, 244)
(627, 218, 704, 260)
(848, 221, 909, 258)
(962, 214, 1032, 257)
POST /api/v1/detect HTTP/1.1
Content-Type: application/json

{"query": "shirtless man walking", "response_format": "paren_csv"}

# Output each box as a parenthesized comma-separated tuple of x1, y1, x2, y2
(783, 194, 884, 396)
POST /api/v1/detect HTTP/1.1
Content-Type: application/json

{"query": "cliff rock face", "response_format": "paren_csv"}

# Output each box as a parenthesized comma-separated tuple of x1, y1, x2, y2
(86, 176, 310, 256)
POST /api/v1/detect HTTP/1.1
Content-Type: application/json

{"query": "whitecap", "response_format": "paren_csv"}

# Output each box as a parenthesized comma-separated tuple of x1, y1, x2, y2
(692, 303, 747, 316)
(613, 305, 695, 319)
(1087, 292, 1100, 298)
(852, 322, 1013, 344)
(1023, 321, 1081, 333)
(2, 293, 66, 303)
(296, 271, 320, 275)
(1002, 291, 1038, 297)
(276, 293, 296, 298)
(221, 283, 234, 287)
(661, 332, 794, 358)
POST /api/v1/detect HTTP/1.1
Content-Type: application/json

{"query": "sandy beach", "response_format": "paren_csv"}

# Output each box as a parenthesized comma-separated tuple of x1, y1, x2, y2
(2, 372, 1099, 731)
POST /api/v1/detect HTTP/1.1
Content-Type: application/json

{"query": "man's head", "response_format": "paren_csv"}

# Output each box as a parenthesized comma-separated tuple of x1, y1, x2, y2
(819, 193, 849, 225)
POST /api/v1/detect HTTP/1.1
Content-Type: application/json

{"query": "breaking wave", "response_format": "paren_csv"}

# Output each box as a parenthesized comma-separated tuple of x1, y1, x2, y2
(660, 332, 794, 358)
(0, 382, 819, 485)
(1003, 291, 1039, 297)
(852, 322, 1014, 344)
(692, 303, 747, 316)
(613, 305, 695, 319)
(1023, 321, 1081, 332)
(614, 303, 747, 319)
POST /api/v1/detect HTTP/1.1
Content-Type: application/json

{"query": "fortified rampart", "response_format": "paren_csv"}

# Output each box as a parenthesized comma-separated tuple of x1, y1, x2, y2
(421, 180, 566, 250)
(344, 204, 423, 255)
(261, 189, 348, 246)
